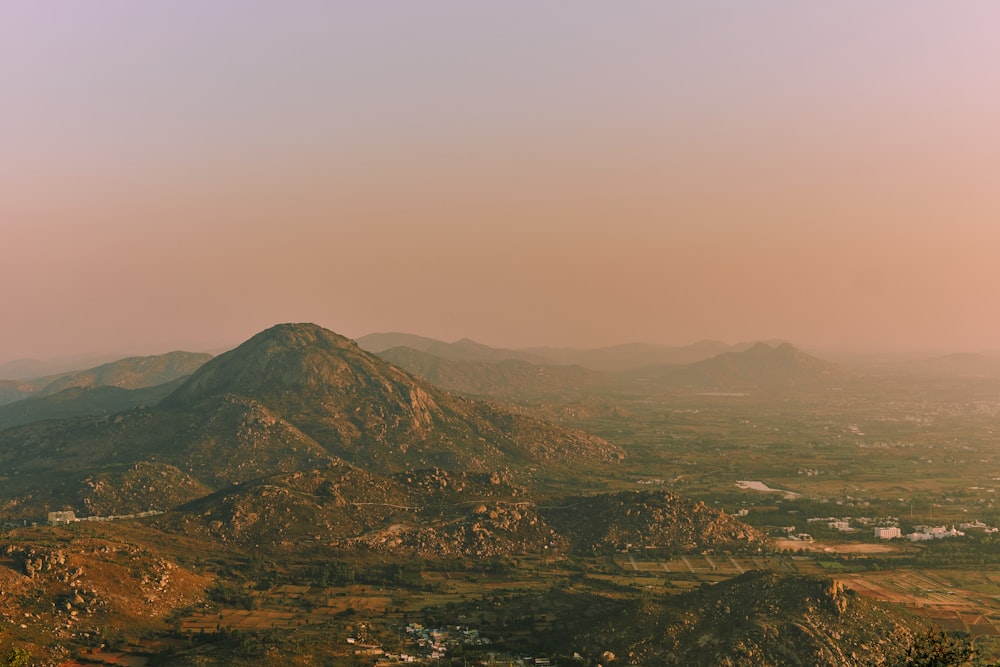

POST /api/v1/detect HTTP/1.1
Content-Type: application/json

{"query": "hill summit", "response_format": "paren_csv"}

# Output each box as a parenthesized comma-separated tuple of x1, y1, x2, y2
(631, 341, 845, 389)
(164, 323, 391, 406)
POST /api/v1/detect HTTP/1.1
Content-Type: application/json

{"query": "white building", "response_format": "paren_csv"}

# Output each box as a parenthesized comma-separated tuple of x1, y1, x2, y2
(874, 526, 901, 539)
(47, 511, 77, 525)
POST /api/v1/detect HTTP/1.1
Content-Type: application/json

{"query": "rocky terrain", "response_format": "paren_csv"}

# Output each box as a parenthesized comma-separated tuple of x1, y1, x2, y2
(76, 461, 212, 516)
(570, 571, 932, 666)
(544, 490, 770, 554)
(0, 529, 208, 661)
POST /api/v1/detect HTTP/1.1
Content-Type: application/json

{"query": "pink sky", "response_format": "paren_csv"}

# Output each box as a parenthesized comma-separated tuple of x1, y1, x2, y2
(2, 2, 1000, 362)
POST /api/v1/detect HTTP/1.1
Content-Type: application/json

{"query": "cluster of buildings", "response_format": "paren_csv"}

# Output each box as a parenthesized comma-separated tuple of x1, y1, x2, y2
(905, 525, 965, 541)
(800, 515, 999, 541)
(386, 624, 491, 661)
(871, 522, 999, 541)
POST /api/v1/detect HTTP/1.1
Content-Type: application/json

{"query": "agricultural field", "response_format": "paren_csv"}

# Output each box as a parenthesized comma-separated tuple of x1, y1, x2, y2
(542, 375, 1000, 528)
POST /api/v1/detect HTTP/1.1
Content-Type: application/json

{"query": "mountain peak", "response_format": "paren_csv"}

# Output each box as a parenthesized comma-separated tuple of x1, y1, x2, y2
(254, 322, 357, 349)
(162, 323, 371, 407)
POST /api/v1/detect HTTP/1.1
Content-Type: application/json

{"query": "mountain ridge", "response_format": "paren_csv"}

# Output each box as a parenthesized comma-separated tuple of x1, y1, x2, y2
(0, 351, 212, 406)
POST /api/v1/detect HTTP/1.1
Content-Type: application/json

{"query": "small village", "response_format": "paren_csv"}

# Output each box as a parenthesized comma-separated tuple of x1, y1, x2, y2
(343, 622, 493, 664)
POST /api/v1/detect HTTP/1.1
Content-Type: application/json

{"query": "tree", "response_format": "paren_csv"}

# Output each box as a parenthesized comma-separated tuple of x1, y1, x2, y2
(5, 647, 29, 667)
(897, 630, 995, 667)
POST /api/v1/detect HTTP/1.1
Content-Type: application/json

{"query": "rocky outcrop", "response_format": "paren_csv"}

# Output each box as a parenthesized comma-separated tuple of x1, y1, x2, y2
(543, 490, 769, 554)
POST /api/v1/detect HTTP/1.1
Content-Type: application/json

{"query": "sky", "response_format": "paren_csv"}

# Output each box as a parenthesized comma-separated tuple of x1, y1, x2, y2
(3, 2, 1000, 362)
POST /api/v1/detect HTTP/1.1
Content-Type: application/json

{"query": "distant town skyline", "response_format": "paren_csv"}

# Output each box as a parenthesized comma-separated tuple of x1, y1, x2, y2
(4, 2, 1000, 362)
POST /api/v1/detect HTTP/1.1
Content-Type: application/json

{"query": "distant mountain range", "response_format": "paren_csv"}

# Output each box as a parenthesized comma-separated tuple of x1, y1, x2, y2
(372, 337, 847, 398)
(375, 346, 606, 400)
(0, 353, 127, 380)
(0, 379, 187, 431)
(0, 351, 212, 406)
(357, 332, 551, 364)
(523, 339, 769, 371)
(357, 332, 771, 371)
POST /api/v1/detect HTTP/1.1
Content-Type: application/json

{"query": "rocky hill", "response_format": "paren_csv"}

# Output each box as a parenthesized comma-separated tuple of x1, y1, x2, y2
(543, 490, 769, 554)
(160, 323, 621, 473)
(161, 465, 560, 558)
(570, 571, 930, 666)
(158, 467, 770, 561)
(0, 528, 209, 658)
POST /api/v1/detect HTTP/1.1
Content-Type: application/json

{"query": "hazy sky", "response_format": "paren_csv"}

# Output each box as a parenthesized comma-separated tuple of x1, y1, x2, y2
(3, 2, 999, 362)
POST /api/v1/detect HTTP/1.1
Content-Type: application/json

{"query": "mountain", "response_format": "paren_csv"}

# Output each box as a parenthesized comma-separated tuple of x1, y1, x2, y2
(0, 378, 186, 430)
(161, 323, 619, 472)
(357, 332, 547, 364)
(0, 351, 212, 407)
(627, 342, 846, 389)
(524, 340, 755, 372)
(375, 346, 607, 400)
(358, 332, 823, 373)
(0, 353, 125, 380)
(355, 331, 449, 353)
(0, 323, 622, 517)
(31, 351, 212, 396)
